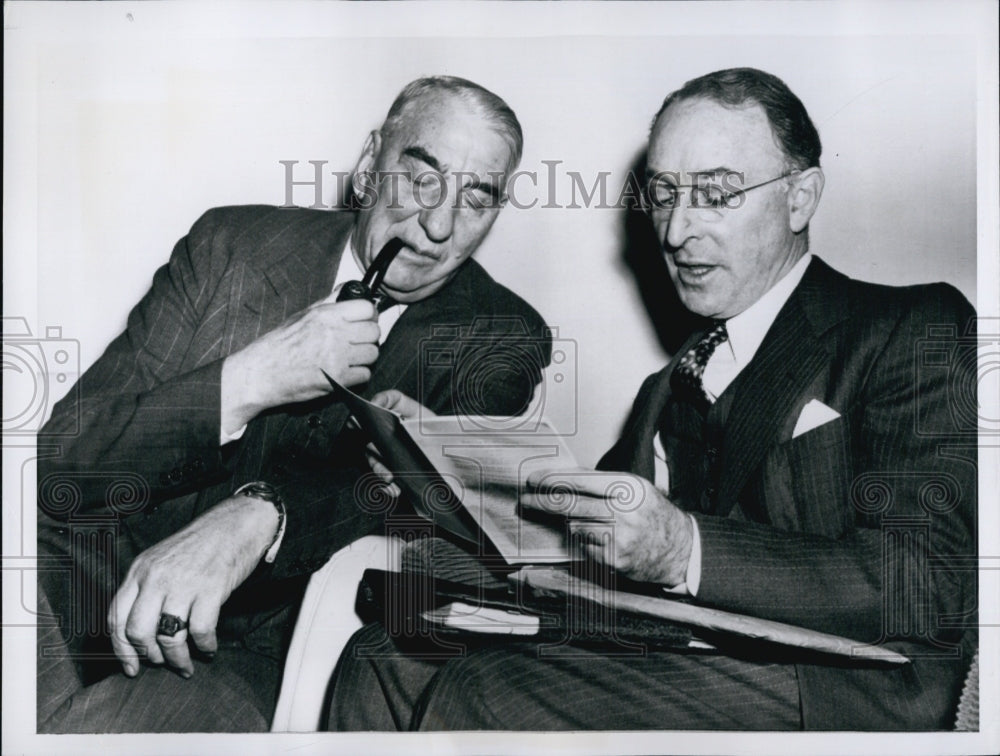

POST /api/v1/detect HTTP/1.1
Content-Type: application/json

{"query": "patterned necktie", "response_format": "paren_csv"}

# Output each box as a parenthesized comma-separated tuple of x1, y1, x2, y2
(670, 320, 728, 406)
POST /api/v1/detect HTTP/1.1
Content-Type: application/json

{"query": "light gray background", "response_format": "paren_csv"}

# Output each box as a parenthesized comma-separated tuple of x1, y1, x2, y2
(18, 32, 982, 464)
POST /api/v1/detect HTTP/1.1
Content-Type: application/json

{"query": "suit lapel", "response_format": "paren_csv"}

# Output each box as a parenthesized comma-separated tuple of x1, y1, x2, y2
(222, 211, 351, 354)
(223, 211, 352, 474)
(714, 258, 848, 516)
(626, 366, 673, 481)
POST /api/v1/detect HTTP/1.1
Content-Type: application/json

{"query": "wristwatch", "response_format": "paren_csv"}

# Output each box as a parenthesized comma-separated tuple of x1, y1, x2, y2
(233, 481, 286, 563)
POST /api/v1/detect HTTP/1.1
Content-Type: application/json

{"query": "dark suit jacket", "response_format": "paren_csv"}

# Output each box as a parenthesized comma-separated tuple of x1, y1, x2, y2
(38, 205, 551, 664)
(599, 257, 977, 729)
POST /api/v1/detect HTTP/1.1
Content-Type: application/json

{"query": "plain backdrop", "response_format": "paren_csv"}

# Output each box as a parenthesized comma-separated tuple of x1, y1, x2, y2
(12, 25, 982, 464)
(4, 3, 999, 755)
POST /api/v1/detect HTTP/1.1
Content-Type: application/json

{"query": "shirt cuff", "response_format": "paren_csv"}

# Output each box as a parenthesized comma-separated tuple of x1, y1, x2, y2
(262, 501, 287, 564)
(232, 481, 287, 564)
(662, 514, 702, 597)
(220, 422, 247, 446)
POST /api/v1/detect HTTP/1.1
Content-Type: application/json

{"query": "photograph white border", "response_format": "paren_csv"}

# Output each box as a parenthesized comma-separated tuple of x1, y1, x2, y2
(4, 2, 998, 754)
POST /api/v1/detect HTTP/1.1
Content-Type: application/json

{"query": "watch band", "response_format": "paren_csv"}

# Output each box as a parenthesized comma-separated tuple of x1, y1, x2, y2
(233, 481, 286, 564)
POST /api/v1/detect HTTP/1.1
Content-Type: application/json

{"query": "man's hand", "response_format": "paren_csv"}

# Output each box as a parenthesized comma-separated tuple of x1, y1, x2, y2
(521, 468, 693, 586)
(107, 495, 279, 678)
(363, 390, 435, 498)
(221, 296, 380, 434)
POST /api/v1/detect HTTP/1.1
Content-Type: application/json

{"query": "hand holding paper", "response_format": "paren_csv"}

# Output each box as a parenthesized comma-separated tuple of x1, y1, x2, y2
(364, 390, 436, 498)
(367, 389, 431, 420)
(522, 468, 693, 586)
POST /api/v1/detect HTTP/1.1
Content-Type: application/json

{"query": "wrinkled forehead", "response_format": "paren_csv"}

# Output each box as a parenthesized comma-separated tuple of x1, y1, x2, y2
(648, 97, 786, 179)
(383, 92, 516, 177)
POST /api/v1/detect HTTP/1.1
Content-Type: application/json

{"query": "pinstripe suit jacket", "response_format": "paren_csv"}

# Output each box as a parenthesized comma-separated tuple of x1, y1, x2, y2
(38, 205, 550, 658)
(599, 257, 977, 729)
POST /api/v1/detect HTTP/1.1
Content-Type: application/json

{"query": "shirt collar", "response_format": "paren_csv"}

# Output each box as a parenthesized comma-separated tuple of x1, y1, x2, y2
(720, 252, 812, 369)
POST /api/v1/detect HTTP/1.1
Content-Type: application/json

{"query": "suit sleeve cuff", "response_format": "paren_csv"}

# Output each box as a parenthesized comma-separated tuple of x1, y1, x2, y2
(220, 422, 248, 446)
(662, 514, 702, 597)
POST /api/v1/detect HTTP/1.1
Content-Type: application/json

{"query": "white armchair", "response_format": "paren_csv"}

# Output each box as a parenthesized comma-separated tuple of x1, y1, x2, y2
(269, 535, 402, 732)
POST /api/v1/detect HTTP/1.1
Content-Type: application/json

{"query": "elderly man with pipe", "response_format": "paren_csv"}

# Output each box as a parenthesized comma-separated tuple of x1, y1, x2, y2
(36, 75, 550, 732)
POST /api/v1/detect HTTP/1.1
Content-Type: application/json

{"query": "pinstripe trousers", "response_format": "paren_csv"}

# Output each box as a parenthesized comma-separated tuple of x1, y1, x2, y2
(36, 542, 279, 733)
(327, 622, 802, 731)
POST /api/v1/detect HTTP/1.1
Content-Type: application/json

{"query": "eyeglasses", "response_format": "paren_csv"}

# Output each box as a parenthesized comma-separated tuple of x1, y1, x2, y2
(642, 170, 800, 215)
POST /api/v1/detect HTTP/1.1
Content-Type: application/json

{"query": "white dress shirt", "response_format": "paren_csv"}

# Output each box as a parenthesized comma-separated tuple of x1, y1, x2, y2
(655, 253, 813, 595)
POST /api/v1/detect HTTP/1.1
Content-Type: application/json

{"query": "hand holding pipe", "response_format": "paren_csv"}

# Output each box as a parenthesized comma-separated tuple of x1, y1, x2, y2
(336, 238, 406, 303)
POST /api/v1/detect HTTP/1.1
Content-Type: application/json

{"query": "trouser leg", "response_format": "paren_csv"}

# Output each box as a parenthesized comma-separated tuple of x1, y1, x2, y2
(36, 580, 86, 726)
(327, 622, 450, 731)
(36, 517, 281, 733)
(36, 515, 121, 726)
(416, 643, 802, 730)
(329, 623, 803, 731)
(38, 643, 278, 733)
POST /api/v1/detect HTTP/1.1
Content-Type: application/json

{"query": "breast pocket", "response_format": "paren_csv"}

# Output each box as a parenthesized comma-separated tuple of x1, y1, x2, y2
(763, 416, 855, 537)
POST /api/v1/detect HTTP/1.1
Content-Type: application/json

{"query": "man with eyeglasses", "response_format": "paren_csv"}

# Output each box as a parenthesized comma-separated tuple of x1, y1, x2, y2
(330, 67, 976, 731)
(36, 75, 551, 732)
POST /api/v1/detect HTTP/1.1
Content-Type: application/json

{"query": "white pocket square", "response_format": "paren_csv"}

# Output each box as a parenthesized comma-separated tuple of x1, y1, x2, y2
(792, 399, 841, 439)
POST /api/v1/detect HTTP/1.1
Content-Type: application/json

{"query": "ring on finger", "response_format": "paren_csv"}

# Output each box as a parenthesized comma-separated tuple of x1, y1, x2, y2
(156, 612, 188, 637)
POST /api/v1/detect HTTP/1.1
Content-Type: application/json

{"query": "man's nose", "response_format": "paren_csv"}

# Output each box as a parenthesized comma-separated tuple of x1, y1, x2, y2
(664, 194, 695, 250)
(418, 201, 455, 243)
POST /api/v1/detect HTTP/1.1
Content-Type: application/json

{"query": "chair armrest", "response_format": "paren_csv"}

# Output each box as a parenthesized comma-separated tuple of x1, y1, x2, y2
(270, 535, 403, 732)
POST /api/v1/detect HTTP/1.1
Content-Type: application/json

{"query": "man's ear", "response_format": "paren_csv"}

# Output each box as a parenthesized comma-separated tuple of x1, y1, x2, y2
(351, 130, 382, 196)
(787, 167, 824, 234)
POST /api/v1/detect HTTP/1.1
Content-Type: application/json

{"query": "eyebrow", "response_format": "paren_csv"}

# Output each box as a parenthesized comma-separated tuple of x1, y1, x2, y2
(645, 166, 732, 182)
(402, 146, 443, 173)
(402, 145, 504, 202)
(477, 179, 503, 203)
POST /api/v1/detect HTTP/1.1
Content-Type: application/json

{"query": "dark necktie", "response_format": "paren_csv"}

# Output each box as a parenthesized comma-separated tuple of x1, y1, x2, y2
(670, 320, 728, 407)
(373, 293, 397, 313)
